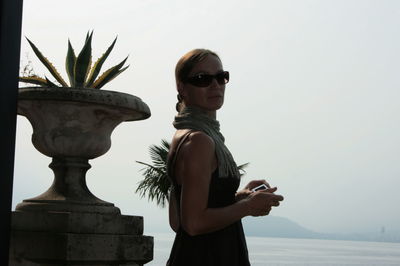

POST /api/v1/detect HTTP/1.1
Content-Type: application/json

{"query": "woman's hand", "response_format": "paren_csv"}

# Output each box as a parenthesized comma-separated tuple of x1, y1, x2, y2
(235, 179, 271, 202)
(243, 187, 284, 217)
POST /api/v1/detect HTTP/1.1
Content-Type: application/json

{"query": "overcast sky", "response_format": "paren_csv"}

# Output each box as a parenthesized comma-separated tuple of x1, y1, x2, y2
(13, 0, 400, 235)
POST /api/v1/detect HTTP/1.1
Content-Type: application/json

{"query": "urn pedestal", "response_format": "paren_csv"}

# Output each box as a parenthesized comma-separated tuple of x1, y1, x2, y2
(10, 87, 154, 265)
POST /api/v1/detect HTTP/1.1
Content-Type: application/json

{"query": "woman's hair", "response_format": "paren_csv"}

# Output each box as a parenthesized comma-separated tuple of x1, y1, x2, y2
(175, 49, 220, 112)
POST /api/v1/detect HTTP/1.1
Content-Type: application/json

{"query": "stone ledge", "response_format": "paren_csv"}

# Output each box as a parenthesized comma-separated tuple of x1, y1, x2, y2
(12, 211, 144, 235)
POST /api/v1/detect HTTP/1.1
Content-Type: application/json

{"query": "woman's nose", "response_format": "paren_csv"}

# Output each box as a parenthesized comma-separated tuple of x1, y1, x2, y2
(209, 77, 222, 89)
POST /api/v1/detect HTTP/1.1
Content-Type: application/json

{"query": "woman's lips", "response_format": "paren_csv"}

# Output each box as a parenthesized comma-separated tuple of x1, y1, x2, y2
(209, 95, 223, 99)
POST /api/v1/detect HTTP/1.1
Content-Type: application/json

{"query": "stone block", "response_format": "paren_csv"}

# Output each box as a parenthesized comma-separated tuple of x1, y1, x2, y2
(10, 230, 153, 265)
(10, 211, 154, 265)
(12, 211, 143, 235)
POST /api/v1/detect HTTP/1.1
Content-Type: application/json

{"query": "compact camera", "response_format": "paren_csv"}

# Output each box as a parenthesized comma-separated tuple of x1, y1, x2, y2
(251, 184, 268, 192)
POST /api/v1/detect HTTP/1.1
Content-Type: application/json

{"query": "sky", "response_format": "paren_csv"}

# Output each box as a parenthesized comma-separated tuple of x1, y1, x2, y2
(13, 0, 400, 235)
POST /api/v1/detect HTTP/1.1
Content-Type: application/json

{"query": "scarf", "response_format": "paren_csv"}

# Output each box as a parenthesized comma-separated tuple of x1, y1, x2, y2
(173, 106, 240, 179)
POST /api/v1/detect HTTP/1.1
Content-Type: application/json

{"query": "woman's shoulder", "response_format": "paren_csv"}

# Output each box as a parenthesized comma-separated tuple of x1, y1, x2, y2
(173, 129, 213, 143)
(172, 130, 218, 181)
(173, 130, 215, 155)
(187, 130, 214, 147)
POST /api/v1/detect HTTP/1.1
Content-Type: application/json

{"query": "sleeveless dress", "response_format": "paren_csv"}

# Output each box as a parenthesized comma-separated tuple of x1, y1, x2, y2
(166, 132, 251, 266)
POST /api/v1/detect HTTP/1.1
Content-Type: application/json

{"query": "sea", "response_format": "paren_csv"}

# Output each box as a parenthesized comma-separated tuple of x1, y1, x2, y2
(146, 233, 400, 266)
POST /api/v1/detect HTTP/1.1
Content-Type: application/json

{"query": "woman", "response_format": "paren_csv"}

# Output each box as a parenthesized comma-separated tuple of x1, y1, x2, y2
(167, 49, 284, 266)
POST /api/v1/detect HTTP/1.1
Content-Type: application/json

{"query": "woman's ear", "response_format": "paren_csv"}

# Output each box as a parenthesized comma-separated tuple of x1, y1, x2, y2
(177, 82, 186, 98)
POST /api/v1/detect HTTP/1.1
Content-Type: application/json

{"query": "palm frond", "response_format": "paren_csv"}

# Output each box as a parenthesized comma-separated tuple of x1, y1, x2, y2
(136, 162, 171, 207)
(238, 162, 250, 177)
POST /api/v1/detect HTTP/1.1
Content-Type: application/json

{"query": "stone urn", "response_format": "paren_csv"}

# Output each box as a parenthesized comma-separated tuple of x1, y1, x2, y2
(16, 86, 150, 213)
(11, 87, 154, 265)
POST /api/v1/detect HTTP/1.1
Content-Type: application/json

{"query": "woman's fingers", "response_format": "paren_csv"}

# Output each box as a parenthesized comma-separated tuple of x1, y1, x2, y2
(260, 191, 283, 200)
(253, 207, 271, 216)
(272, 194, 284, 201)
(270, 193, 284, 208)
(265, 187, 277, 193)
(260, 192, 284, 207)
(247, 190, 284, 216)
(270, 201, 280, 207)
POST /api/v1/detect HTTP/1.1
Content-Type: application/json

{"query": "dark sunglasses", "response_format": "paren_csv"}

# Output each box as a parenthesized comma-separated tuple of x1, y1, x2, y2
(185, 71, 229, 87)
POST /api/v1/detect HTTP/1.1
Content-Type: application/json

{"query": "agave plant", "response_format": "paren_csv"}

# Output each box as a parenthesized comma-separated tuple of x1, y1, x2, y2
(136, 140, 249, 208)
(19, 30, 129, 89)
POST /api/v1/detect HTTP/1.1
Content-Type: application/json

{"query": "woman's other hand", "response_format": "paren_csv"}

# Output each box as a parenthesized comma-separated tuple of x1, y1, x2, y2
(244, 187, 284, 217)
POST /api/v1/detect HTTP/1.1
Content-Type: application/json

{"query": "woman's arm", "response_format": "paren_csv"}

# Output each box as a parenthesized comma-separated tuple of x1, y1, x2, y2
(169, 188, 180, 232)
(176, 132, 283, 236)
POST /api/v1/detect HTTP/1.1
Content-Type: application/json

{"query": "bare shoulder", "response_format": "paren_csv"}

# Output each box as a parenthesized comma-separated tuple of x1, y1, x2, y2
(174, 131, 217, 184)
(184, 131, 215, 152)
(171, 130, 215, 159)
(178, 131, 215, 163)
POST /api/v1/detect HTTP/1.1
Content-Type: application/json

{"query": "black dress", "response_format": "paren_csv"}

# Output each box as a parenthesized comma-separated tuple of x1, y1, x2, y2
(166, 133, 251, 266)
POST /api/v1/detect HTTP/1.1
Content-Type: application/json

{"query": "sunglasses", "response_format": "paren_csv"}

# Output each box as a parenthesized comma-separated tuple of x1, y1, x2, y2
(185, 71, 229, 87)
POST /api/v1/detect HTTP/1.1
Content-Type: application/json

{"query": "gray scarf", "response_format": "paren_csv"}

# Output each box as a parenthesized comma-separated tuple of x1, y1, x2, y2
(173, 106, 240, 178)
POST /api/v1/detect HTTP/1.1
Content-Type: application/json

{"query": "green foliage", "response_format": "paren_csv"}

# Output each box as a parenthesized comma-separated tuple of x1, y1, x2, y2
(19, 30, 129, 89)
(136, 140, 171, 208)
(136, 140, 249, 208)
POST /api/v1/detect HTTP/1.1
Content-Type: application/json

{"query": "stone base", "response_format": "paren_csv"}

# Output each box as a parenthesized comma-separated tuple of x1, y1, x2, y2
(9, 211, 153, 265)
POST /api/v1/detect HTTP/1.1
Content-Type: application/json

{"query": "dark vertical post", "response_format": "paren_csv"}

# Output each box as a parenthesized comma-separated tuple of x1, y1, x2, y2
(0, 0, 24, 265)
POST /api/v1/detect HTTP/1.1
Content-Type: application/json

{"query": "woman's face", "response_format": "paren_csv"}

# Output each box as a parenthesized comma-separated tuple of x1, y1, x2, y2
(179, 55, 226, 114)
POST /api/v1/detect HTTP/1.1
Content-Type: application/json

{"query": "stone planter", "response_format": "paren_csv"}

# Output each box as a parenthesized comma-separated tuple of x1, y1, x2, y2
(15, 87, 150, 213)
(11, 87, 154, 265)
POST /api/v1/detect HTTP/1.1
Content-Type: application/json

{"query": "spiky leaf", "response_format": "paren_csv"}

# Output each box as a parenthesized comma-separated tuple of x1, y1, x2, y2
(91, 57, 129, 89)
(25, 37, 68, 87)
(45, 76, 59, 88)
(85, 30, 91, 42)
(65, 39, 76, 87)
(85, 36, 117, 88)
(19, 75, 50, 86)
(74, 31, 93, 87)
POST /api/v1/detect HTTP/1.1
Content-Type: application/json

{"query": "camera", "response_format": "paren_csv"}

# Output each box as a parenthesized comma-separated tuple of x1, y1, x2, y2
(251, 184, 268, 192)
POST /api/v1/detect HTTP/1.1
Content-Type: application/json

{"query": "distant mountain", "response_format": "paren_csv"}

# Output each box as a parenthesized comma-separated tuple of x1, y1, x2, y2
(144, 215, 400, 243)
(242, 216, 400, 243)
(243, 216, 323, 239)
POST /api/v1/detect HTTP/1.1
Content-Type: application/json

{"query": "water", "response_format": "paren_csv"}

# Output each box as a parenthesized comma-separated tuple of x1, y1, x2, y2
(146, 233, 400, 266)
